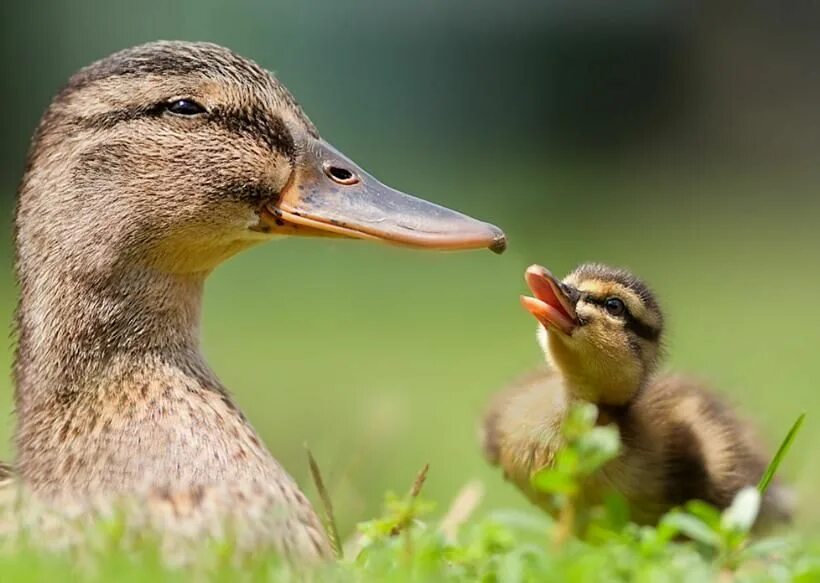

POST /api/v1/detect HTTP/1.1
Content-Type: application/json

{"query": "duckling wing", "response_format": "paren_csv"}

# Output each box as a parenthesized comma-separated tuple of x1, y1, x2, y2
(614, 374, 792, 526)
(480, 367, 568, 507)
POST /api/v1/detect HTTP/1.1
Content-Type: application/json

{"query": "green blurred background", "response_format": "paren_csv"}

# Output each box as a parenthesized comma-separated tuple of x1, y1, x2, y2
(0, 1, 818, 536)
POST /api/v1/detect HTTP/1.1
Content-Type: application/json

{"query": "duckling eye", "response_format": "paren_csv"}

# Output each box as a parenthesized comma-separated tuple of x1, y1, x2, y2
(604, 297, 626, 317)
(165, 99, 207, 116)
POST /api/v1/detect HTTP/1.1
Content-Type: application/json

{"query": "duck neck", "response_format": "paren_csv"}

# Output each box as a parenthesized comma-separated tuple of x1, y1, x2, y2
(13, 259, 281, 494)
(560, 371, 643, 409)
(544, 332, 644, 407)
(15, 263, 206, 408)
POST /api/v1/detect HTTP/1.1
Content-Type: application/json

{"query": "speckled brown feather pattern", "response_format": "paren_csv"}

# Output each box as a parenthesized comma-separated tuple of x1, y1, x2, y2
(4, 41, 335, 560)
(482, 264, 792, 529)
(483, 369, 792, 527)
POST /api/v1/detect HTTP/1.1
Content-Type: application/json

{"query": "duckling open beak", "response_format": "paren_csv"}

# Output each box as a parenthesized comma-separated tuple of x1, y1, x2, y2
(260, 139, 506, 253)
(521, 265, 578, 334)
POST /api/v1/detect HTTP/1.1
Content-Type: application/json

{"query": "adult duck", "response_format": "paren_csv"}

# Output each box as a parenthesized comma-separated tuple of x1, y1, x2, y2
(6, 41, 505, 559)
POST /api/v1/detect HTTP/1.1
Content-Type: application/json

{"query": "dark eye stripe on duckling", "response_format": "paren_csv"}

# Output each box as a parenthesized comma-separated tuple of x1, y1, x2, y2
(75, 105, 297, 160)
(584, 296, 661, 341)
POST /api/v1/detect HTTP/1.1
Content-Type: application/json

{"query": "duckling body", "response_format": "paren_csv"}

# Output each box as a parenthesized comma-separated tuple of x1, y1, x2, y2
(3, 41, 505, 558)
(482, 264, 791, 528)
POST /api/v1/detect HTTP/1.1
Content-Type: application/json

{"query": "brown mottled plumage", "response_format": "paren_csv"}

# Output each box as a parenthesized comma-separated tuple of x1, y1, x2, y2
(2, 41, 505, 560)
(482, 263, 792, 528)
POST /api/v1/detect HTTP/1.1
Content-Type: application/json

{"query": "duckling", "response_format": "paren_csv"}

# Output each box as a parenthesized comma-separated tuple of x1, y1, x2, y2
(482, 263, 792, 528)
(2, 41, 505, 559)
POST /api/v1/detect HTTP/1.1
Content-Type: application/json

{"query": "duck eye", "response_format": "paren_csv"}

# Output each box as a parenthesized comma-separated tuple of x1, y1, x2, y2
(323, 163, 360, 185)
(604, 297, 626, 317)
(165, 99, 206, 116)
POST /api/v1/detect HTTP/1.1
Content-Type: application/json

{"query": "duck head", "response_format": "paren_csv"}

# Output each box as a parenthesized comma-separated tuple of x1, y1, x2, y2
(520, 263, 664, 405)
(20, 41, 505, 275)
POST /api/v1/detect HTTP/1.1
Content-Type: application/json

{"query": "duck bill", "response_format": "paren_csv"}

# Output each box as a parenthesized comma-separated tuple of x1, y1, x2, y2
(520, 264, 578, 334)
(260, 138, 506, 254)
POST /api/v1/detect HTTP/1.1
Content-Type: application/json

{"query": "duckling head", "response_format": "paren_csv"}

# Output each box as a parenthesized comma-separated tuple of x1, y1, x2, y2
(18, 41, 505, 276)
(520, 263, 664, 405)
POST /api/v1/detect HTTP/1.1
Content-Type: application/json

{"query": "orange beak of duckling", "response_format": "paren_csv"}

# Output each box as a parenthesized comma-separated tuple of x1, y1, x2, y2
(259, 138, 506, 253)
(520, 264, 578, 334)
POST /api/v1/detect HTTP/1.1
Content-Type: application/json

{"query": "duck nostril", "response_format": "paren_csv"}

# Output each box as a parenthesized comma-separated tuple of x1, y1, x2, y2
(323, 163, 360, 185)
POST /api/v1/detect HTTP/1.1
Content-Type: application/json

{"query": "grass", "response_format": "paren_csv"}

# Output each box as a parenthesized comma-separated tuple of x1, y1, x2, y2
(308, 446, 344, 559)
(758, 414, 806, 496)
(0, 409, 814, 582)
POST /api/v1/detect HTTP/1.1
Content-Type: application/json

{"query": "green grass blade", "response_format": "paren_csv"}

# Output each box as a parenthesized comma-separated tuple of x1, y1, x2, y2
(306, 445, 343, 559)
(757, 413, 805, 494)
